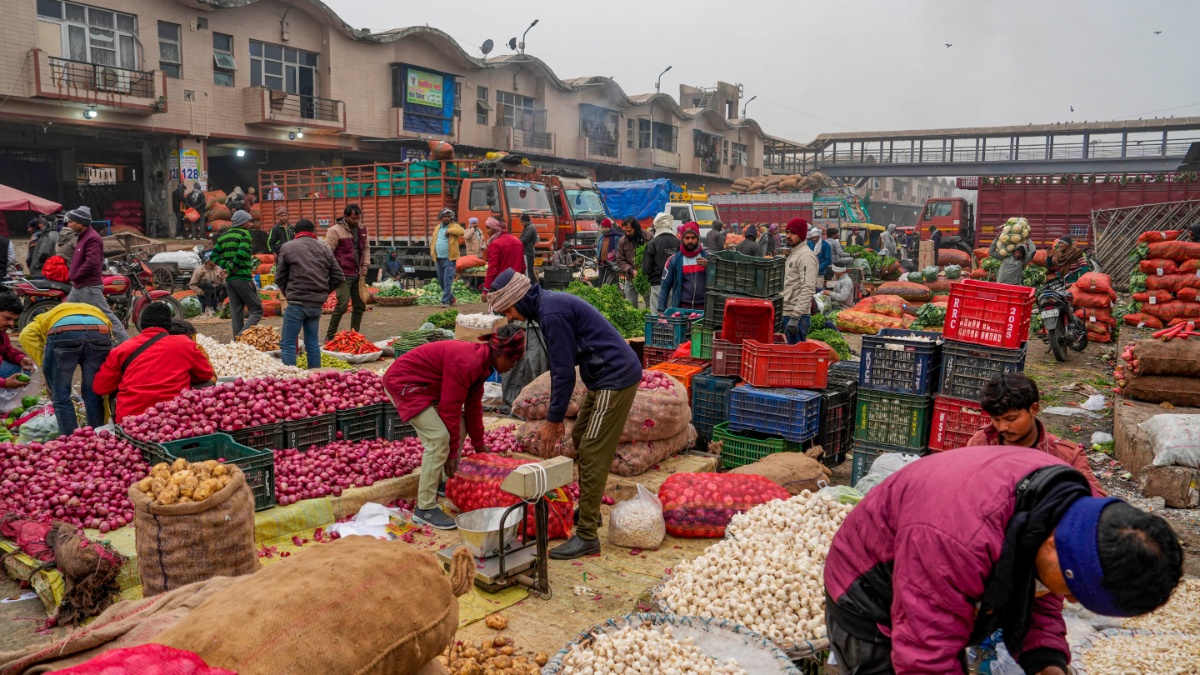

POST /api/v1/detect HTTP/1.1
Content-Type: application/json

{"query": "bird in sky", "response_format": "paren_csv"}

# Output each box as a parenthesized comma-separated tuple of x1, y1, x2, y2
(945, 43, 953, 48)
(1154, 30, 1162, 35)
(1070, 106, 1075, 112)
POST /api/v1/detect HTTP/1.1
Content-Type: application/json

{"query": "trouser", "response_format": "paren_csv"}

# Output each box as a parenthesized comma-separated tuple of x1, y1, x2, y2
(66, 285, 129, 344)
(783, 315, 811, 344)
(826, 599, 968, 675)
(225, 278, 263, 337)
(436, 258, 456, 304)
(43, 331, 112, 436)
(196, 281, 226, 312)
(175, 213, 186, 238)
(327, 276, 364, 339)
(571, 383, 639, 541)
(648, 285, 661, 315)
(619, 279, 643, 309)
(281, 304, 323, 368)
(408, 406, 466, 511)
(525, 254, 539, 285)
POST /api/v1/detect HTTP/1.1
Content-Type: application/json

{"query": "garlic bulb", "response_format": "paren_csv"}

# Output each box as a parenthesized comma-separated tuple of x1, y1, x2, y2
(1123, 577, 1200, 634)
(198, 334, 304, 379)
(1078, 633, 1200, 673)
(560, 624, 746, 675)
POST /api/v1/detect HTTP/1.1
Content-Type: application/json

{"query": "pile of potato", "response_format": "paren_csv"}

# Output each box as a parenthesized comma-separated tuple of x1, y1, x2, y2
(135, 458, 231, 506)
(437, 633, 548, 674)
(234, 325, 282, 352)
(729, 171, 833, 194)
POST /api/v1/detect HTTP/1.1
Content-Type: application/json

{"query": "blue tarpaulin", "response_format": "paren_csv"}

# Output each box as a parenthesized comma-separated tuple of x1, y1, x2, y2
(597, 179, 679, 220)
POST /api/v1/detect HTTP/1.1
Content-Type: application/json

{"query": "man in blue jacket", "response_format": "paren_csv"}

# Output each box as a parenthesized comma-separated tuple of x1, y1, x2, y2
(489, 268, 642, 560)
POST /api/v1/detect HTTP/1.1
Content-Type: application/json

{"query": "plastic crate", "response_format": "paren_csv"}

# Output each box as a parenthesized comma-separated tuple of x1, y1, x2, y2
(382, 408, 418, 441)
(851, 440, 925, 487)
(712, 421, 805, 470)
(729, 385, 822, 443)
(943, 279, 1035, 349)
(649, 362, 707, 402)
(929, 396, 987, 451)
(706, 250, 786, 296)
(282, 414, 336, 451)
(817, 379, 857, 466)
(858, 329, 945, 395)
(541, 267, 574, 290)
(642, 346, 671, 369)
(854, 389, 933, 450)
(829, 360, 861, 378)
(336, 403, 384, 442)
(741, 340, 831, 389)
(690, 320, 713, 360)
(712, 331, 786, 378)
(721, 296, 779, 342)
(644, 308, 703, 349)
(219, 422, 283, 451)
(938, 340, 1028, 402)
(691, 370, 738, 440)
(115, 426, 169, 466)
(160, 433, 276, 511)
(702, 290, 783, 333)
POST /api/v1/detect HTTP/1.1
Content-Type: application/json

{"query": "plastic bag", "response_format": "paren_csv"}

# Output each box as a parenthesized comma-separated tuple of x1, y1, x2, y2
(18, 405, 59, 443)
(853, 452, 922, 494)
(1140, 414, 1200, 469)
(608, 484, 666, 550)
(658, 473, 790, 538)
(482, 382, 505, 409)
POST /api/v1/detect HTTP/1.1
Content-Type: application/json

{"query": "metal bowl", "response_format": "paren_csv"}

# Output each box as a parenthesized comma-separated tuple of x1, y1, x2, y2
(455, 507, 523, 558)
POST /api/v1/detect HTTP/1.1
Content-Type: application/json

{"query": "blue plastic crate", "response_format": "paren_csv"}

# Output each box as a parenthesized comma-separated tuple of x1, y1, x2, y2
(858, 329, 944, 395)
(728, 385, 821, 443)
(644, 308, 704, 349)
(691, 370, 738, 441)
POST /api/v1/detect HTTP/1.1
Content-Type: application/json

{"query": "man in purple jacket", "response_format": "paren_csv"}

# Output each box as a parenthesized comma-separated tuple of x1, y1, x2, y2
(64, 206, 129, 343)
(824, 446, 1182, 675)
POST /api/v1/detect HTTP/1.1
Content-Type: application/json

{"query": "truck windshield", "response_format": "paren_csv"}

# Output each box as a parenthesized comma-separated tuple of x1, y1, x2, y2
(505, 181, 554, 216)
(924, 201, 954, 219)
(566, 190, 606, 218)
(692, 205, 716, 223)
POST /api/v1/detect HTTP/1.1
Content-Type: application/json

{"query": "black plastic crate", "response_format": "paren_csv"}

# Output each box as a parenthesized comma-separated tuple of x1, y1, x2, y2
(829, 360, 861, 378)
(219, 422, 284, 451)
(282, 414, 336, 451)
(702, 290, 783, 332)
(859, 329, 944, 396)
(706, 250, 786, 297)
(938, 340, 1028, 403)
(336, 404, 384, 442)
(382, 407, 418, 441)
(817, 379, 856, 466)
(691, 370, 738, 441)
(160, 433, 276, 511)
(542, 267, 574, 290)
(850, 440, 925, 487)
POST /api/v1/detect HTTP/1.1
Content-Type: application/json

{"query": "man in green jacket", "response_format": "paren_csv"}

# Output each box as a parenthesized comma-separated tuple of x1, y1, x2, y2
(212, 210, 262, 337)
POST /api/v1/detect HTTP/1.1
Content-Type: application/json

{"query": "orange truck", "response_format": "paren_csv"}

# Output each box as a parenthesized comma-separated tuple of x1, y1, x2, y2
(259, 160, 607, 272)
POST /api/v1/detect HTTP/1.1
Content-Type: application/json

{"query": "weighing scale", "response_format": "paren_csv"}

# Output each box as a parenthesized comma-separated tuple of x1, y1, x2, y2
(436, 456, 573, 598)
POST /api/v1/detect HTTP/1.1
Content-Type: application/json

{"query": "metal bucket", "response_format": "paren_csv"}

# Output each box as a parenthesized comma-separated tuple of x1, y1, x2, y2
(455, 507, 523, 558)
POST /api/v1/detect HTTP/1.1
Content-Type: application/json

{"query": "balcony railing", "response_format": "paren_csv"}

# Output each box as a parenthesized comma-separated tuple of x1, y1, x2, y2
(638, 147, 680, 170)
(512, 128, 555, 152)
(579, 136, 619, 162)
(243, 87, 346, 132)
(28, 50, 165, 113)
(693, 157, 722, 176)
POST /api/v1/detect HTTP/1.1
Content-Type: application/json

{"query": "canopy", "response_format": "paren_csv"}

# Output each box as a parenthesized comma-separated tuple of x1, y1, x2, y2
(597, 179, 679, 221)
(0, 184, 61, 215)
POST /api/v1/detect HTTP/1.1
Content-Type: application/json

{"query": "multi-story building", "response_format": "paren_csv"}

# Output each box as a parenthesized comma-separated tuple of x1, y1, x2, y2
(0, 0, 768, 236)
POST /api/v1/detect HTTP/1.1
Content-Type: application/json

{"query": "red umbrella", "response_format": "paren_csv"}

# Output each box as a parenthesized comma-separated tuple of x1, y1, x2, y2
(0, 184, 61, 215)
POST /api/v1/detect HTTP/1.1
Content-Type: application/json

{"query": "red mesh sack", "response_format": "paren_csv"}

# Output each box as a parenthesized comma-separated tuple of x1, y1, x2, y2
(974, 248, 990, 262)
(658, 473, 790, 538)
(455, 255, 485, 272)
(1145, 273, 1200, 292)
(970, 268, 989, 279)
(54, 645, 236, 675)
(0, 515, 54, 562)
(445, 454, 576, 539)
(1147, 241, 1200, 262)
(1180, 260, 1200, 273)
(1087, 327, 1113, 343)
(1074, 272, 1115, 296)
(1031, 250, 1047, 267)
(1168, 318, 1200, 327)
(874, 281, 933, 302)
(1140, 259, 1179, 275)
(1074, 308, 1115, 326)
(1124, 313, 1164, 329)
(1133, 290, 1173, 305)
(1179, 288, 1200, 303)
(850, 295, 910, 318)
(1069, 288, 1113, 309)
(1142, 301, 1200, 323)
(1138, 230, 1182, 244)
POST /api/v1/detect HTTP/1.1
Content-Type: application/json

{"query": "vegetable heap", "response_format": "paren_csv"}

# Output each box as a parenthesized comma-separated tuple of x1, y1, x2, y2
(390, 328, 452, 356)
(419, 279, 481, 305)
(197, 334, 303, 379)
(296, 352, 352, 370)
(274, 438, 424, 505)
(633, 244, 651, 297)
(234, 325, 281, 352)
(992, 217, 1031, 258)
(806, 329, 853, 360)
(438, 635, 547, 675)
(912, 303, 947, 329)
(136, 458, 232, 507)
(558, 624, 747, 675)
(376, 285, 416, 299)
(566, 281, 648, 338)
(423, 309, 459, 330)
(324, 330, 381, 355)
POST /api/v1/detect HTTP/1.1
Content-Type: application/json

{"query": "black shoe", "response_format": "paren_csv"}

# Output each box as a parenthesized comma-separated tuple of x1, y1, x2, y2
(412, 507, 457, 530)
(549, 535, 600, 560)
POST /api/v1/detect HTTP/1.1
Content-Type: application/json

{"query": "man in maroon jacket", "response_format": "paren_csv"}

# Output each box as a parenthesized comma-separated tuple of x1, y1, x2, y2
(0, 292, 35, 387)
(382, 324, 526, 529)
(64, 206, 129, 343)
(481, 218, 525, 302)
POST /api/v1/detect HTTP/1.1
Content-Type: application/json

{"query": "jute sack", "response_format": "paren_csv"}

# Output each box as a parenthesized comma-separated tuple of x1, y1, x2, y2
(728, 451, 832, 495)
(1123, 374, 1200, 408)
(512, 368, 587, 420)
(129, 465, 259, 597)
(1131, 339, 1200, 378)
(154, 538, 475, 675)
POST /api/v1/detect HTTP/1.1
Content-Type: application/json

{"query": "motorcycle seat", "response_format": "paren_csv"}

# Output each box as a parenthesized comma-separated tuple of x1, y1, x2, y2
(28, 278, 74, 294)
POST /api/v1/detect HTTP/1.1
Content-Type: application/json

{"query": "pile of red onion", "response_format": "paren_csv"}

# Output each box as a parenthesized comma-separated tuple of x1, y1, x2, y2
(122, 370, 388, 443)
(0, 427, 147, 531)
(640, 370, 679, 391)
(273, 438, 423, 505)
(461, 425, 522, 454)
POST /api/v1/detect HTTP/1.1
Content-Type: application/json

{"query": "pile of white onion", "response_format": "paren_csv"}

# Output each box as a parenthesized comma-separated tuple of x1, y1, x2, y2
(658, 491, 852, 647)
(559, 624, 746, 675)
(198, 334, 303, 379)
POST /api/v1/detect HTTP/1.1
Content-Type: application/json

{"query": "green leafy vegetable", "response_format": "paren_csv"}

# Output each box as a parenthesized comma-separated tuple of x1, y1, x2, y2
(377, 285, 415, 298)
(912, 303, 947, 329)
(566, 281, 648, 338)
(1022, 265, 1047, 288)
(943, 264, 962, 279)
(633, 244, 650, 297)
(419, 279, 481, 305)
(423, 309, 459, 330)
(1128, 271, 1147, 294)
(1128, 242, 1150, 262)
(806, 329, 853, 360)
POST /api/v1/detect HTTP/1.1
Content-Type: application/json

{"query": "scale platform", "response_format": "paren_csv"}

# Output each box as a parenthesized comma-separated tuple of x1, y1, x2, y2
(437, 543, 538, 594)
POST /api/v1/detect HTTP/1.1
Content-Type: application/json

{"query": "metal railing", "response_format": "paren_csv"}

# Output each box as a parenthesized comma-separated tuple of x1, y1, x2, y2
(267, 90, 342, 122)
(582, 136, 618, 159)
(810, 139, 1197, 167)
(48, 57, 155, 98)
(513, 128, 554, 151)
(1093, 200, 1200, 290)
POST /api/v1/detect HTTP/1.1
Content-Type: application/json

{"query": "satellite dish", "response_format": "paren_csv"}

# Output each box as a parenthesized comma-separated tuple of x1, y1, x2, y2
(508, 37, 518, 50)
(481, 39, 493, 56)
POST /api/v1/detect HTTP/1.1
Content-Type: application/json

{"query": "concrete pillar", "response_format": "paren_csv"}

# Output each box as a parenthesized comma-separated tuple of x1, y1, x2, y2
(141, 137, 174, 238)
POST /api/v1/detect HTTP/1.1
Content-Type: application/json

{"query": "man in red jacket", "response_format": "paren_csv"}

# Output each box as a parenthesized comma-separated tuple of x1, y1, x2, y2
(93, 302, 215, 422)
(0, 292, 35, 387)
(382, 324, 526, 529)
(481, 218, 525, 302)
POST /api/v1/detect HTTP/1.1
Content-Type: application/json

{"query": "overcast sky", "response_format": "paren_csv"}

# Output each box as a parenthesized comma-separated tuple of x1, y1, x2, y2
(325, 0, 1198, 143)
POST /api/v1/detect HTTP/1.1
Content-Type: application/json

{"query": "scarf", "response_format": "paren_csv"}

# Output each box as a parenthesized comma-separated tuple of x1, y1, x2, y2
(1051, 240, 1083, 270)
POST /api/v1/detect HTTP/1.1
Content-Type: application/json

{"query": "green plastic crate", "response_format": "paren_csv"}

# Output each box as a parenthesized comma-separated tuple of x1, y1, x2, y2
(160, 433, 276, 511)
(690, 320, 713, 360)
(853, 390, 933, 450)
(712, 421, 805, 469)
(115, 426, 170, 466)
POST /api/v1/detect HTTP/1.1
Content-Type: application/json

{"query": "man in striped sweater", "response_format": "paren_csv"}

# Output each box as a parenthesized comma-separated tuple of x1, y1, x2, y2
(211, 210, 263, 337)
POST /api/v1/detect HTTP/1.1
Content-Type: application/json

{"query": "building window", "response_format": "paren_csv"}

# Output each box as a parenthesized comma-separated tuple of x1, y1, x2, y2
(250, 40, 318, 95)
(212, 33, 235, 86)
(38, 1, 138, 70)
(476, 86, 490, 126)
(497, 90, 536, 127)
(732, 142, 748, 167)
(158, 21, 181, 79)
(651, 121, 677, 152)
(498, 91, 550, 149)
(579, 104, 618, 158)
(694, 131, 721, 173)
(872, 178, 880, 190)
(627, 119, 635, 149)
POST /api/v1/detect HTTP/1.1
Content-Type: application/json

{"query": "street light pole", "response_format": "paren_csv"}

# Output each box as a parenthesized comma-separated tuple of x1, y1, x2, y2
(655, 65, 672, 94)
(742, 95, 757, 119)
(519, 19, 539, 54)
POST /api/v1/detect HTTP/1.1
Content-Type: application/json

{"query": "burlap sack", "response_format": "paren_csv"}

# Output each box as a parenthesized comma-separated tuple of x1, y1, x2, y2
(129, 465, 259, 597)
(728, 452, 833, 495)
(1123, 374, 1200, 408)
(623, 378, 691, 442)
(47, 522, 125, 626)
(154, 538, 474, 675)
(516, 421, 696, 477)
(1132, 339, 1200, 378)
(512, 368, 587, 419)
(515, 418, 578, 458)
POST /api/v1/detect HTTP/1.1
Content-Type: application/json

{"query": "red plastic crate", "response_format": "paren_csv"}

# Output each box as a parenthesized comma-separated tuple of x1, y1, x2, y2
(741, 340, 831, 389)
(929, 396, 988, 451)
(643, 346, 673, 369)
(721, 298, 776, 344)
(712, 331, 785, 378)
(943, 279, 1035, 349)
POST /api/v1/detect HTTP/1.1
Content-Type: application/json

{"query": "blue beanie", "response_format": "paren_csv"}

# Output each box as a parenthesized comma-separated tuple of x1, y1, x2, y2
(1055, 497, 1128, 616)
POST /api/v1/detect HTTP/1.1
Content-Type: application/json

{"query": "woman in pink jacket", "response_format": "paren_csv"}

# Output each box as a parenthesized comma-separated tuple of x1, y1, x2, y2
(824, 445, 1182, 674)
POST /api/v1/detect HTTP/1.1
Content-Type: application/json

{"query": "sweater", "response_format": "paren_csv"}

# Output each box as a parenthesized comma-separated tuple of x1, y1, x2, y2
(19, 302, 112, 366)
(382, 340, 489, 454)
(212, 225, 256, 279)
(276, 233, 345, 306)
(483, 234, 526, 292)
(641, 232, 680, 285)
(735, 238, 762, 257)
(783, 244, 819, 318)
(520, 223, 540, 256)
(659, 248, 707, 311)
(93, 327, 215, 421)
(68, 226, 105, 288)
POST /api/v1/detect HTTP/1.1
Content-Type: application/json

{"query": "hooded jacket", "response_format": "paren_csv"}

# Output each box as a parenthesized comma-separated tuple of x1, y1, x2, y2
(93, 328, 215, 422)
(55, 226, 77, 265)
(641, 219, 680, 285)
(880, 224, 899, 257)
(68, 226, 105, 288)
(659, 245, 707, 311)
(990, 238, 1036, 286)
(513, 286, 642, 423)
(482, 233, 526, 292)
(326, 218, 369, 278)
(704, 227, 727, 253)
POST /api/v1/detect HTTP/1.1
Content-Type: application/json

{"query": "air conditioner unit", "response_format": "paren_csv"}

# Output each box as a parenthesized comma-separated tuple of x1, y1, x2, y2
(95, 67, 131, 94)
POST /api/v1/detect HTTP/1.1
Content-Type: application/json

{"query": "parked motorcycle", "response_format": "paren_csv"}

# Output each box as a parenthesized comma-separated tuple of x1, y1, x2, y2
(6, 258, 184, 331)
(1037, 277, 1088, 361)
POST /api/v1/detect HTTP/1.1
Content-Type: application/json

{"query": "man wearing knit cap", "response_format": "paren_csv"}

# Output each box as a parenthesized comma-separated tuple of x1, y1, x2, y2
(481, 218, 525, 301)
(488, 268, 642, 559)
(641, 212, 680, 315)
(658, 222, 708, 312)
(735, 223, 762, 257)
(212, 209, 263, 337)
(782, 218, 819, 344)
(64, 206, 130, 343)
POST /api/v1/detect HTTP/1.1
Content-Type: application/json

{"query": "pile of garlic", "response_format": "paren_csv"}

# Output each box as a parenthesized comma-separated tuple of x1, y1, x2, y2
(1077, 632, 1200, 673)
(1123, 577, 1200, 635)
(559, 624, 746, 675)
(658, 491, 852, 647)
(197, 334, 304, 379)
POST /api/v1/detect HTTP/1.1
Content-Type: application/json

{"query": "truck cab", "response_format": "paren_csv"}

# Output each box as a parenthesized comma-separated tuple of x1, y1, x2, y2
(460, 173, 558, 250)
(543, 173, 609, 249)
(918, 197, 975, 253)
(666, 186, 717, 230)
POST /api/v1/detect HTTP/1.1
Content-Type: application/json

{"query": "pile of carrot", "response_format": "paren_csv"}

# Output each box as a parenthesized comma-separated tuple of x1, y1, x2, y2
(323, 330, 380, 355)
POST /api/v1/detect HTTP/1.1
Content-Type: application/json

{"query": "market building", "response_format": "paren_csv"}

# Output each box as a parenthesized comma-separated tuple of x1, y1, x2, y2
(0, 0, 768, 237)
